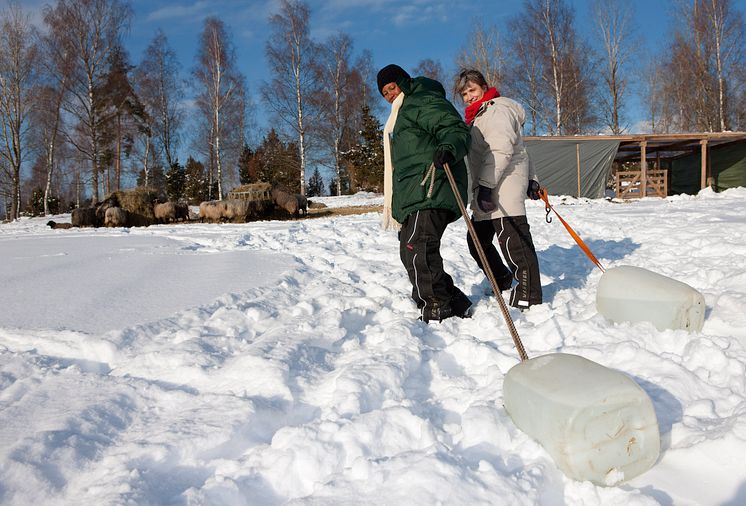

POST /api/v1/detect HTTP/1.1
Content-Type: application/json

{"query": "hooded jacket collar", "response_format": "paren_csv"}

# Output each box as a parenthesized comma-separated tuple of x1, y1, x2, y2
(399, 76, 447, 99)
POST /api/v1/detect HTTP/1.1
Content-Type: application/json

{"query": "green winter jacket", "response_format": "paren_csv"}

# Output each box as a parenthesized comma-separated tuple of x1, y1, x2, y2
(390, 76, 470, 223)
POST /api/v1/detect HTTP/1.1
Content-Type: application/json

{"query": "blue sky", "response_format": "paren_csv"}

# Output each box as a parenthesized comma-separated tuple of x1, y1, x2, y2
(10, 0, 745, 157)
(121, 0, 678, 132)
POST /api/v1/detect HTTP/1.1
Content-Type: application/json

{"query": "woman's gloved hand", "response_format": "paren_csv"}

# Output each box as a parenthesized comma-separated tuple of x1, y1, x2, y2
(433, 149, 455, 170)
(527, 179, 541, 200)
(477, 185, 496, 212)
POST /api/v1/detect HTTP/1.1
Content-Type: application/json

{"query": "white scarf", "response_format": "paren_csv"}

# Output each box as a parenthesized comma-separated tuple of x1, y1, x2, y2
(382, 92, 404, 231)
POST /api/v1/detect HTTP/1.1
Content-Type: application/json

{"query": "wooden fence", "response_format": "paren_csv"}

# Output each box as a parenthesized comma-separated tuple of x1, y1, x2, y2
(615, 169, 668, 199)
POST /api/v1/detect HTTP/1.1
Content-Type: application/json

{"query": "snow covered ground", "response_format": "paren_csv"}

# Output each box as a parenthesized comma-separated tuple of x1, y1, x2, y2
(1, 189, 744, 505)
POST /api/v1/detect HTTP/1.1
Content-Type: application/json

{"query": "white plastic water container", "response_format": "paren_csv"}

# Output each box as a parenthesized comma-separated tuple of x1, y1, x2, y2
(503, 353, 660, 486)
(596, 265, 705, 332)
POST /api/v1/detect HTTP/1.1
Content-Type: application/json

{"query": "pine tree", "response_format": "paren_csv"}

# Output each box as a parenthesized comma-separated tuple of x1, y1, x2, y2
(328, 178, 338, 196)
(165, 161, 185, 201)
(238, 144, 255, 184)
(138, 165, 166, 193)
(307, 168, 324, 196)
(253, 129, 302, 191)
(97, 45, 147, 193)
(342, 104, 383, 192)
(183, 156, 209, 204)
(28, 188, 58, 216)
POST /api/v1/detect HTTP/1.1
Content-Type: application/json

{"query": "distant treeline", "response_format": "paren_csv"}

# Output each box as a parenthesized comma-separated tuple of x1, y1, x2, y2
(1, 0, 744, 220)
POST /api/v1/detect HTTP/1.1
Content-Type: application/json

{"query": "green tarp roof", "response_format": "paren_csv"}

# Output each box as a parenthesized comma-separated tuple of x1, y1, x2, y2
(525, 134, 746, 197)
(525, 139, 620, 198)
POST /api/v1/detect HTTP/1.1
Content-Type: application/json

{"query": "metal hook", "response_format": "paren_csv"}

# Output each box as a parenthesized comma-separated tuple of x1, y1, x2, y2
(538, 188, 552, 223)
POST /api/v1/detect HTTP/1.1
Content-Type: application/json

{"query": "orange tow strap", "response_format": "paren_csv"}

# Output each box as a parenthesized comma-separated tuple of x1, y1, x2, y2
(538, 188, 606, 273)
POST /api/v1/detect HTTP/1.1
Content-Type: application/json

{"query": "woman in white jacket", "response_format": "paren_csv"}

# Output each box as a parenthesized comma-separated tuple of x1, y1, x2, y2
(456, 69, 542, 310)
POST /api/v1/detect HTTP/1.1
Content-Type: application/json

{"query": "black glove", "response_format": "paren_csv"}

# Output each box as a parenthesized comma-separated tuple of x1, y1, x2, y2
(476, 185, 496, 212)
(433, 149, 455, 170)
(527, 179, 541, 200)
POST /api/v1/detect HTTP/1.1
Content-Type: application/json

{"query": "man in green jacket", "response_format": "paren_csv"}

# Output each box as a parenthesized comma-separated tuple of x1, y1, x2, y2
(377, 64, 472, 323)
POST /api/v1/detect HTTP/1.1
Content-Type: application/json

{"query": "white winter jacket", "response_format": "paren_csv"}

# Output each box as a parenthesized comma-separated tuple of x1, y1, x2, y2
(467, 96, 537, 220)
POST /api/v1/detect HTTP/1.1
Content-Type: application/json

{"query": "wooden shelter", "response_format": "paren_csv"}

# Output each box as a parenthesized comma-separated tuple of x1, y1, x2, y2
(226, 182, 273, 202)
(525, 132, 746, 199)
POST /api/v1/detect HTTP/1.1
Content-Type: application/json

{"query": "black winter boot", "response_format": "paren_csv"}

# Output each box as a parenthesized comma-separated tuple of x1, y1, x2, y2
(420, 302, 453, 323)
(450, 290, 473, 319)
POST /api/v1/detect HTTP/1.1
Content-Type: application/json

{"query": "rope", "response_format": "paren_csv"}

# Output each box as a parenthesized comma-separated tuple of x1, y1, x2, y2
(442, 162, 529, 362)
(539, 189, 606, 273)
(420, 163, 436, 198)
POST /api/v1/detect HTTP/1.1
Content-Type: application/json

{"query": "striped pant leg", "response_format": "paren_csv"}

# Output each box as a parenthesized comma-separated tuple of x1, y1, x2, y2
(494, 215, 543, 308)
(466, 217, 514, 291)
(399, 209, 456, 314)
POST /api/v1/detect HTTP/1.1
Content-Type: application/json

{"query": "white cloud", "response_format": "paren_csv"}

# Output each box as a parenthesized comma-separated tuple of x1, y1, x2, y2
(316, 0, 453, 27)
(628, 119, 654, 134)
(146, 1, 212, 22)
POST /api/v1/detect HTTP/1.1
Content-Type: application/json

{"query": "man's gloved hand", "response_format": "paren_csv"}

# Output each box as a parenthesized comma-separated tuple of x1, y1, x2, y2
(527, 179, 541, 200)
(433, 149, 455, 170)
(477, 185, 496, 212)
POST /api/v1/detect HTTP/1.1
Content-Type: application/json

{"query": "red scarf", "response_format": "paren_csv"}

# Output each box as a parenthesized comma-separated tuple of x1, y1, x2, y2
(465, 87, 500, 125)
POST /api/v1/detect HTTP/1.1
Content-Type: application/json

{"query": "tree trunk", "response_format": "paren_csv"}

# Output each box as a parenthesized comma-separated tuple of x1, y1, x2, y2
(11, 172, 20, 220)
(296, 80, 306, 196)
(334, 76, 342, 196)
(115, 113, 122, 191)
(143, 134, 151, 187)
(88, 77, 100, 203)
(215, 117, 223, 199)
(44, 139, 54, 215)
(710, 0, 727, 131)
(543, 3, 563, 134)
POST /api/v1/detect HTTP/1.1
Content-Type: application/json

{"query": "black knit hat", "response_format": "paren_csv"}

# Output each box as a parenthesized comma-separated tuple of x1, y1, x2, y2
(377, 64, 410, 96)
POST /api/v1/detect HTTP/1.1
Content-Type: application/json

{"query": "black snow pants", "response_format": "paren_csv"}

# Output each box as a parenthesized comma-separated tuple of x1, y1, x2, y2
(399, 209, 472, 322)
(466, 215, 542, 309)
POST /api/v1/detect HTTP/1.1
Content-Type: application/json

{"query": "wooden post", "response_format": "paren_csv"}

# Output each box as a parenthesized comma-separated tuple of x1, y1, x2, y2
(576, 143, 581, 197)
(640, 141, 648, 197)
(700, 139, 708, 189)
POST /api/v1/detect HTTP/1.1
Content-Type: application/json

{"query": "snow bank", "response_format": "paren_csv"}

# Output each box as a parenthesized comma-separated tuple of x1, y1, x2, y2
(0, 189, 745, 505)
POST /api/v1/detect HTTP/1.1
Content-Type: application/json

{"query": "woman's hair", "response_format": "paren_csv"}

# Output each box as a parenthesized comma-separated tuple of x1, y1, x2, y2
(454, 69, 489, 97)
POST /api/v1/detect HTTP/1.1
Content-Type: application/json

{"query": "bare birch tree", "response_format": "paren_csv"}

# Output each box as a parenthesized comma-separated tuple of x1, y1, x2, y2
(538, 0, 570, 134)
(0, 3, 38, 220)
(564, 39, 599, 134)
(660, 0, 744, 131)
(193, 17, 246, 199)
(355, 49, 376, 109)
(264, 0, 319, 195)
(699, 0, 745, 131)
(507, 0, 595, 135)
(505, 19, 545, 135)
(43, 0, 132, 203)
(414, 59, 445, 84)
(738, 63, 746, 131)
(640, 53, 665, 133)
(313, 33, 363, 196)
(591, 0, 636, 133)
(455, 19, 504, 91)
(31, 85, 66, 214)
(34, 15, 74, 216)
(135, 30, 183, 170)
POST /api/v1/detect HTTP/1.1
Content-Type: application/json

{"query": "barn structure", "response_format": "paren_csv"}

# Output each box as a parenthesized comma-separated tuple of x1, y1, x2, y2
(524, 132, 746, 199)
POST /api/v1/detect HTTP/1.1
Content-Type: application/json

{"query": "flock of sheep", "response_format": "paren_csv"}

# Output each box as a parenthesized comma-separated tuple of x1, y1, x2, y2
(47, 182, 312, 230)
(66, 199, 190, 228)
(199, 182, 307, 223)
